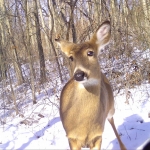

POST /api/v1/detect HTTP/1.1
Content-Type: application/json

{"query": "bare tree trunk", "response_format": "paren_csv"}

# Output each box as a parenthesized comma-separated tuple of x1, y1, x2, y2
(142, 0, 149, 21)
(48, 0, 63, 83)
(37, 0, 50, 54)
(110, 0, 117, 25)
(33, 0, 46, 83)
(8, 64, 19, 115)
(0, 24, 7, 81)
(3, 0, 24, 85)
(66, 0, 78, 42)
(25, 0, 36, 104)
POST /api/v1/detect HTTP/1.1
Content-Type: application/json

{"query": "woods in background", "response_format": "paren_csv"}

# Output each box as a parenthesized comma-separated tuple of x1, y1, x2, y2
(0, 0, 149, 113)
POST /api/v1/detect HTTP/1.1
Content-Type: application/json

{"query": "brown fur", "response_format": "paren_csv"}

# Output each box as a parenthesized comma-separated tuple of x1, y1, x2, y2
(56, 21, 126, 150)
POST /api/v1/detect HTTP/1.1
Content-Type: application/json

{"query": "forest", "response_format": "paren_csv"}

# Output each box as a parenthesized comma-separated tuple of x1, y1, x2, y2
(0, 0, 150, 149)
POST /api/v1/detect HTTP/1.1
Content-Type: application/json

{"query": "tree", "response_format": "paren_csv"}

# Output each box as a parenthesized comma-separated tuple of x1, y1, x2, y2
(2, 0, 24, 85)
(33, 0, 46, 83)
(25, 0, 36, 104)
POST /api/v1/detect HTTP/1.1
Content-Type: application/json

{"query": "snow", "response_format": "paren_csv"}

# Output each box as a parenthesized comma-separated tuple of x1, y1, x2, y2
(0, 82, 150, 150)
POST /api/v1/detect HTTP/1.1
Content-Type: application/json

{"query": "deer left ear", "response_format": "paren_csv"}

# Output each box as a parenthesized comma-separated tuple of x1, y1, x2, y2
(55, 38, 75, 57)
(96, 21, 111, 51)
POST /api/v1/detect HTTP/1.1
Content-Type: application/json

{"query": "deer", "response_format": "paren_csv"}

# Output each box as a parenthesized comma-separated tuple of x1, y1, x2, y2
(55, 21, 126, 150)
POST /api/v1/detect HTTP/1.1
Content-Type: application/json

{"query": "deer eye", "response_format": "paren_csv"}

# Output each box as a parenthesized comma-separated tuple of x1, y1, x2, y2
(69, 56, 73, 61)
(87, 51, 94, 56)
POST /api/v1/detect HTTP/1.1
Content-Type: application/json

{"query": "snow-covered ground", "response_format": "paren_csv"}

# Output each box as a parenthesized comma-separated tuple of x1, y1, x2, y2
(0, 81, 150, 149)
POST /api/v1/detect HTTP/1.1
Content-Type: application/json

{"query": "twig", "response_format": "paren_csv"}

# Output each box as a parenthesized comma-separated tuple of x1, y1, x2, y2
(123, 124, 131, 141)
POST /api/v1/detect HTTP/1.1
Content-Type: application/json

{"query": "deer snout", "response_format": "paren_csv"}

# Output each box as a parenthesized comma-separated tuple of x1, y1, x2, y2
(74, 70, 87, 81)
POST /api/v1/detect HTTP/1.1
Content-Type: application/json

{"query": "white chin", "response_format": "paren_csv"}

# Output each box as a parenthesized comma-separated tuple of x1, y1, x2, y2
(78, 78, 99, 86)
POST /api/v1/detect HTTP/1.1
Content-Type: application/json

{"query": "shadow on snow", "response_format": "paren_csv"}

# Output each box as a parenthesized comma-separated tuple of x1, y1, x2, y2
(111, 114, 150, 150)
(0, 117, 61, 149)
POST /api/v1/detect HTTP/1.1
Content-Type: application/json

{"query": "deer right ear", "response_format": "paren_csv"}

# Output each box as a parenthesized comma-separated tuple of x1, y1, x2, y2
(55, 38, 74, 57)
(93, 21, 111, 52)
(55, 38, 62, 47)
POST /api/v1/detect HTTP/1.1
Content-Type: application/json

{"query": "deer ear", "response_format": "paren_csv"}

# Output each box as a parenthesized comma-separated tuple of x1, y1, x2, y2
(95, 21, 111, 51)
(55, 38, 74, 57)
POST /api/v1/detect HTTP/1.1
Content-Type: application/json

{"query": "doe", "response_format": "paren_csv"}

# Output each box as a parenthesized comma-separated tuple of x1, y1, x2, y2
(55, 21, 126, 150)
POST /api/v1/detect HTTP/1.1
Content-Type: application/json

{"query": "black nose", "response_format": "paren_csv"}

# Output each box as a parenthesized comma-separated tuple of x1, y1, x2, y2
(74, 71, 85, 81)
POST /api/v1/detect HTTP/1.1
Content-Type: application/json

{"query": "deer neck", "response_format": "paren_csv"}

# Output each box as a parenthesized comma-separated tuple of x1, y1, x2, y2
(75, 75, 101, 97)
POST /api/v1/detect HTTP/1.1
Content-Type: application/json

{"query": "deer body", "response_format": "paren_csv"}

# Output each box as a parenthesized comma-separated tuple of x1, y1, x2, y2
(56, 21, 126, 150)
(60, 73, 114, 147)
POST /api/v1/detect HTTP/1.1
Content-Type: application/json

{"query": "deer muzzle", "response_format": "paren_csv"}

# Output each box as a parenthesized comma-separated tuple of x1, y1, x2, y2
(74, 70, 87, 81)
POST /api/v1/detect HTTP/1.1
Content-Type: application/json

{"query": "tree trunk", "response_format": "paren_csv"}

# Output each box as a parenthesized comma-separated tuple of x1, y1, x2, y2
(48, 0, 63, 83)
(66, 0, 77, 42)
(3, 0, 24, 85)
(37, 0, 50, 55)
(0, 24, 7, 81)
(8, 64, 19, 115)
(25, 0, 36, 104)
(33, 0, 46, 83)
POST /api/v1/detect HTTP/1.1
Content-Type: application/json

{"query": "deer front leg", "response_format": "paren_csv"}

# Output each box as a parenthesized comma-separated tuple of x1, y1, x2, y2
(68, 138, 82, 150)
(90, 136, 102, 150)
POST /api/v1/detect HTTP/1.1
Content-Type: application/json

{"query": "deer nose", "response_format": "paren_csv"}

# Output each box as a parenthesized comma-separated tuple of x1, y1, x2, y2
(74, 71, 85, 81)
